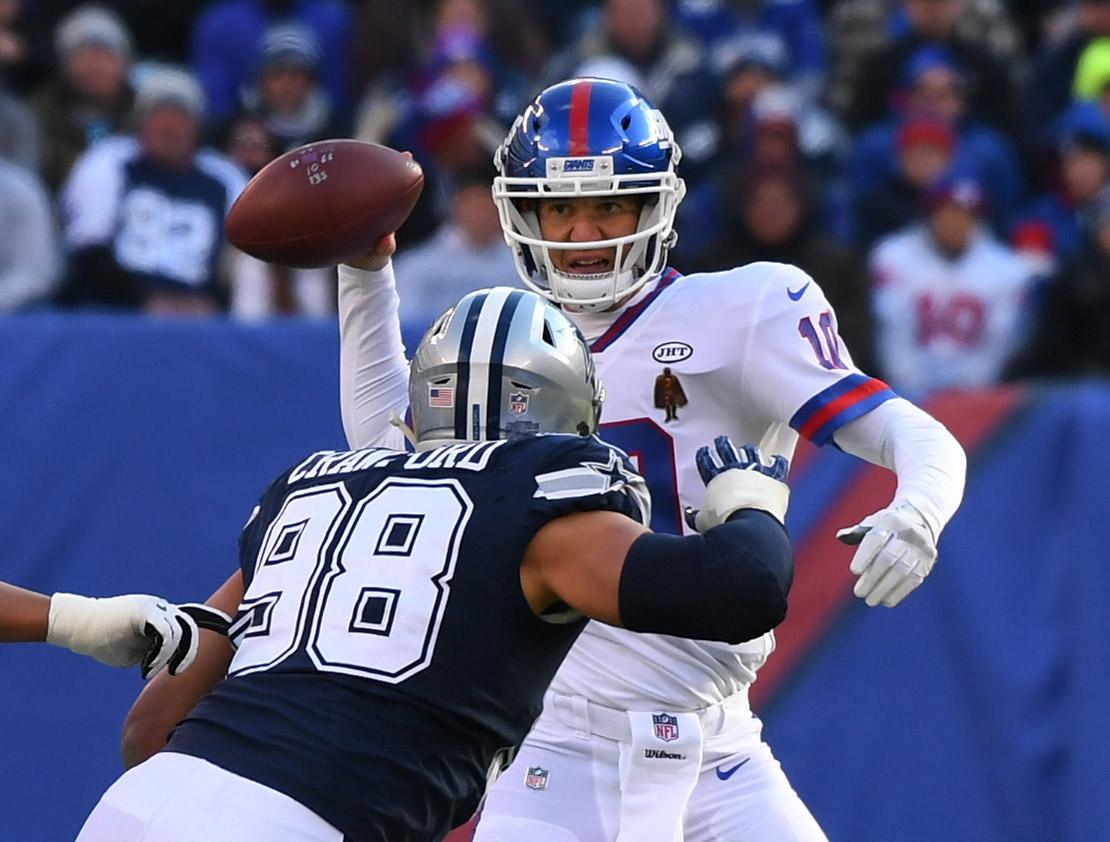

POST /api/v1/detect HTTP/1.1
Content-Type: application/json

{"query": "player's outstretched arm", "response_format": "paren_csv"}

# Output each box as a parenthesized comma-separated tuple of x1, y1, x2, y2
(0, 581, 51, 642)
(521, 439, 794, 644)
(120, 570, 243, 768)
(0, 580, 227, 679)
(336, 233, 410, 450)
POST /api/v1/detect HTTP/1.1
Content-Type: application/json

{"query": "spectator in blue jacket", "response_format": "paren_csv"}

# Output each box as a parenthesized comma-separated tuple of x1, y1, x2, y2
(848, 46, 1023, 235)
(1015, 101, 1110, 263)
(190, 0, 351, 128)
(673, 0, 827, 102)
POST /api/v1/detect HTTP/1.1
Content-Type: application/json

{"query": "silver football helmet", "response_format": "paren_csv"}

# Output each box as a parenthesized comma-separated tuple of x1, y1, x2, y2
(409, 287, 603, 450)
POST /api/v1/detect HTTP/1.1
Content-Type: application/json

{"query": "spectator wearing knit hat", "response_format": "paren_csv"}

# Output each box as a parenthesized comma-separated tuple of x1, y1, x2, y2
(848, 45, 1023, 236)
(190, 0, 352, 128)
(869, 170, 1036, 397)
(850, 116, 956, 247)
(57, 67, 247, 315)
(236, 23, 345, 153)
(1015, 101, 1110, 262)
(31, 5, 134, 194)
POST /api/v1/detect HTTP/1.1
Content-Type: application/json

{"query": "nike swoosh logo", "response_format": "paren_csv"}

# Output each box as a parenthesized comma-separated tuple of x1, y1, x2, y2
(715, 759, 750, 780)
(787, 282, 811, 301)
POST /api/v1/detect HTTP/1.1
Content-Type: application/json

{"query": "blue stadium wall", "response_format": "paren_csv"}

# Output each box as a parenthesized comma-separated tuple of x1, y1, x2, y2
(0, 314, 1107, 842)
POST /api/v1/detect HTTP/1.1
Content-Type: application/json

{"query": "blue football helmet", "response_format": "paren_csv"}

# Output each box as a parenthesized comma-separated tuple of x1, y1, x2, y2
(493, 78, 686, 312)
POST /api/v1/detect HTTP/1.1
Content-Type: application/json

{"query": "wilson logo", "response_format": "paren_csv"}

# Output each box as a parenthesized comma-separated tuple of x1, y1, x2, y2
(652, 342, 693, 363)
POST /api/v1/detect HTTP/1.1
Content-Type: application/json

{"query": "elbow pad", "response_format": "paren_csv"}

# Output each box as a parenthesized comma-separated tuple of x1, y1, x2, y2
(618, 510, 793, 644)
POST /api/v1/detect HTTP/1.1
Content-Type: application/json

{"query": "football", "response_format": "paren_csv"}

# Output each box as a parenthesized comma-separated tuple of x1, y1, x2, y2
(226, 140, 424, 268)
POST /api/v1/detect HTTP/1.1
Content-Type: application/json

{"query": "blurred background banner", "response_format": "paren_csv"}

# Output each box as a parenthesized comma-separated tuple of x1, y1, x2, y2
(1, 316, 1108, 841)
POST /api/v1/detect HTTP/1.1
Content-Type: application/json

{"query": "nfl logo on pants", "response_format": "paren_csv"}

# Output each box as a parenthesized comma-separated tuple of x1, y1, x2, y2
(652, 713, 679, 742)
(525, 766, 549, 790)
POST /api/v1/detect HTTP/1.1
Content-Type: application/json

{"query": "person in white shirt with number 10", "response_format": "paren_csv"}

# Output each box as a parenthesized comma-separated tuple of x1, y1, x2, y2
(337, 78, 967, 842)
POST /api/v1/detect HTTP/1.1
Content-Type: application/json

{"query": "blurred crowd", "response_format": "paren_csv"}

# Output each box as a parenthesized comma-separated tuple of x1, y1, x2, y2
(0, 0, 1108, 398)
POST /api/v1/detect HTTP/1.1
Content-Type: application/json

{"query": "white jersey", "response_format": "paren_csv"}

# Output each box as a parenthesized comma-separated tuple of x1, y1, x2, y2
(550, 263, 896, 709)
(870, 225, 1034, 397)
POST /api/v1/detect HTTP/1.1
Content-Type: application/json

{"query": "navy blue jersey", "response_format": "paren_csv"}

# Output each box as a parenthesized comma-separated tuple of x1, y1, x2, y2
(168, 433, 648, 841)
(61, 137, 245, 296)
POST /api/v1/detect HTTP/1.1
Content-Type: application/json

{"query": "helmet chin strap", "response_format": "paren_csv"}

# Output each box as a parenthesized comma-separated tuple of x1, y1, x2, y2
(389, 411, 420, 448)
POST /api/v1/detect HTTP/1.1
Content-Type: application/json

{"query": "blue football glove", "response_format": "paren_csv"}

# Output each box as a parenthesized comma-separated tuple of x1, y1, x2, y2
(686, 436, 790, 532)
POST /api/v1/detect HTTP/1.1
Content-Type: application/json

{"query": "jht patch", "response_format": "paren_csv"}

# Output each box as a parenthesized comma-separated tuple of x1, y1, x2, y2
(652, 712, 679, 742)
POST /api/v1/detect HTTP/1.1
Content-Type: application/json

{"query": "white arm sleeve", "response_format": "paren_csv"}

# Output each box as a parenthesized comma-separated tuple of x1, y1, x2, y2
(338, 261, 409, 450)
(833, 397, 967, 539)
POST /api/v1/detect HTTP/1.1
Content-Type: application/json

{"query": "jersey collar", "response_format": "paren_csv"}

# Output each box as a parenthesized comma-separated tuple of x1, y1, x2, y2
(576, 267, 683, 353)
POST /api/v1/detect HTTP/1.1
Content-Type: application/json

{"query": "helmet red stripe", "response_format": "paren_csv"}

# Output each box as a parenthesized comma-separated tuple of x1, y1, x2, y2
(568, 80, 592, 156)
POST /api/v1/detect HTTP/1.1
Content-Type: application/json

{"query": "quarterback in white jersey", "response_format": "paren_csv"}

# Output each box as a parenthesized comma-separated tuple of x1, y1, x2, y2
(336, 79, 967, 841)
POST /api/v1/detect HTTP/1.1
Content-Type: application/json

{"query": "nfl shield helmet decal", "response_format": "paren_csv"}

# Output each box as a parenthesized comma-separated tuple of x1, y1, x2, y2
(652, 712, 680, 742)
(525, 766, 549, 790)
(509, 391, 530, 415)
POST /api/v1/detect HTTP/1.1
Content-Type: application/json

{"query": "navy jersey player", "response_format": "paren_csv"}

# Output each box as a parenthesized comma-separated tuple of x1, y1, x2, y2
(78, 289, 795, 842)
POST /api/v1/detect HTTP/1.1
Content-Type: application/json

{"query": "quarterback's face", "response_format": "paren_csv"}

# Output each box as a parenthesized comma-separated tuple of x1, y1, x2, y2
(536, 197, 641, 275)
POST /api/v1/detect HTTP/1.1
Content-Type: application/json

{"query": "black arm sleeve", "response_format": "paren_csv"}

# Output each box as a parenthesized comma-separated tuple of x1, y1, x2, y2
(617, 510, 793, 644)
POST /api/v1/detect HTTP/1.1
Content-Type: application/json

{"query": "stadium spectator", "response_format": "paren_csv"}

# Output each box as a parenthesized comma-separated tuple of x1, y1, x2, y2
(826, 0, 1021, 119)
(1016, 101, 1110, 262)
(190, 0, 352, 128)
(846, 0, 1017, 132)
(57, 67, 246, 315)
(870, 172, 1035, 396)
(696, 162, 874, 370)
(31, 5, 134, 194)
(352, 0, 548, 98)
(850, 115, 956, 247)
(848, 46, 1023, 234)
(236, 23, 345, 153)
(673, 0, 828, 102)
(1023, 0, 1110, 144)
(1010, 186, 1110, 376)
(392, 166, 516, 331)
(540, 0, 717, 140)
(0, 157, 58, 311)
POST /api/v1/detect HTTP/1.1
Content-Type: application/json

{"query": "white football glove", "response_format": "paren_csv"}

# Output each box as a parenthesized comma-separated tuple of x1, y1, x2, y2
(46, 593, 231, 679)
(837, 504, 938, 607)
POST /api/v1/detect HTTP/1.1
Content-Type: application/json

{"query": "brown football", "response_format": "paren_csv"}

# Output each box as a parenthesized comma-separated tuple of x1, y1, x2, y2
(225, 140, 424, 268)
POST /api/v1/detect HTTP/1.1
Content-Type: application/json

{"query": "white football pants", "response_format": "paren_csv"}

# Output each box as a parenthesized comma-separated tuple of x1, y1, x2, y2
(474, 691, 827, 842)
(75, 752, 343, 842)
